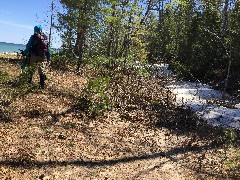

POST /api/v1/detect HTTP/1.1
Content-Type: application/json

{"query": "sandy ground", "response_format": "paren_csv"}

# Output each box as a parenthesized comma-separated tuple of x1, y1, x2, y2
(0, 59, 239, 179)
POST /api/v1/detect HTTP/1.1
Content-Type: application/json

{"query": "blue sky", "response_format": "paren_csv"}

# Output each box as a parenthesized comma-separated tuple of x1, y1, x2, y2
(0, 0, 61, 48)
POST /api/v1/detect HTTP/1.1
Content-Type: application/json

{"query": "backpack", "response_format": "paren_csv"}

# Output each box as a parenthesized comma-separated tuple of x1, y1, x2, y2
(31, 32, 48, 57)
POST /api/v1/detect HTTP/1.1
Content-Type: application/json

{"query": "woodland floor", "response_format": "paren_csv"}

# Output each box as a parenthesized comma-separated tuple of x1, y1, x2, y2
(0, 57, 239, 180)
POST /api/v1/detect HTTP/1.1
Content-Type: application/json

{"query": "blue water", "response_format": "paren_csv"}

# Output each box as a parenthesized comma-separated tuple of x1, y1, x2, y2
(0, 42, 26, 53)
(0, 42, 61, 54)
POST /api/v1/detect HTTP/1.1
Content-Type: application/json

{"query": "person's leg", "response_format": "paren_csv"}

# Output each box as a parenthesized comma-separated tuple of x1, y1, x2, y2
(38, 68, 46, 88)
(28, 56, 42, 83)
(38, 60, 47, 89)
(27, 66, 35, 83)
(20, 56, 32, 83)
(25, 58, 36, 83)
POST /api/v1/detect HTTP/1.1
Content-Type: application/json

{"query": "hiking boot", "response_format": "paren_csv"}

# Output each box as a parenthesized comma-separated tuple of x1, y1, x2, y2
(39, 74, 46, 89)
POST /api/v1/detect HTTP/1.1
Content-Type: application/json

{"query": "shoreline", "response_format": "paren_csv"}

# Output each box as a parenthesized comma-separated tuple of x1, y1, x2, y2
(0, 52, 18, 55)
(0, 52, 22, 59)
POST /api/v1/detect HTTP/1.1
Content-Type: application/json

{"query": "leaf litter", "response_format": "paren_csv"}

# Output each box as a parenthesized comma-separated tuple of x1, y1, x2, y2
(0, 59, 239, 179)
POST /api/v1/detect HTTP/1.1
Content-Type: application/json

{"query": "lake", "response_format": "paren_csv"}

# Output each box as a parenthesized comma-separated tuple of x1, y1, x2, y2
(0, 42, 26, 53)
(0, 42, 61, 54)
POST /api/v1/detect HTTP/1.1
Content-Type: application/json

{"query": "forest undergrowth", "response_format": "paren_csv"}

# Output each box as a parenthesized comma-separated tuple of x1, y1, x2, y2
(0, 57, 239, 179)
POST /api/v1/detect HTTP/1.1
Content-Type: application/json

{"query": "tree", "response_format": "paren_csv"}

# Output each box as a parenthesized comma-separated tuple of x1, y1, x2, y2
(55, 0, 240, 94)
(99, 0, 149, 67)
(58, 0, 101, 71)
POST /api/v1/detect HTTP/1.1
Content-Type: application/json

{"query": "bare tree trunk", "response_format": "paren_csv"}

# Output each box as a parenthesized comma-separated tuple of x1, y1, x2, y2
(106, 4, 115, 57)
(112, 30, 119, 60)
(222, 0, 231, 94)
(140, 0, 154, 25)
(222, 0, 229, 37)
(155, 0, 165, 29)
(76, 30, 85, 71)
(76, 0, 87, 72)
(106, 29, 113, 58)
(48, 0, 54, 47)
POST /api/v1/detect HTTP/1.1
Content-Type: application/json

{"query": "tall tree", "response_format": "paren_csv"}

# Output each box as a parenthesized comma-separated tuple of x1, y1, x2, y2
(101, 0, 149, 67)
(58, 0, 100, 71)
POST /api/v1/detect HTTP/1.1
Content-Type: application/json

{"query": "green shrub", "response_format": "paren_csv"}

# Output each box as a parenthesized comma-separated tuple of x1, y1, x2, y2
(0, 71, 11, 83)
(171, 61, 192, 80)
(50, 55, 69, 70)
(83, 75, 112, 116)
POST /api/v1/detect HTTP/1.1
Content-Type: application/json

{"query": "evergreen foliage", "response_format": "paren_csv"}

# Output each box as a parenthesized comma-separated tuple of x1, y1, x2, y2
(57, 0, 240, 92)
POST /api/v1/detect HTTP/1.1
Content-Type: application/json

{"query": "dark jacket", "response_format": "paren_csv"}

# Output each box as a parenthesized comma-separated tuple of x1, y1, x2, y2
(23, 25, 50, 61)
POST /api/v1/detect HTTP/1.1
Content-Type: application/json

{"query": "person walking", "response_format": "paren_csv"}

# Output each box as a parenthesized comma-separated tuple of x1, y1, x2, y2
(21, 25, 50, 89)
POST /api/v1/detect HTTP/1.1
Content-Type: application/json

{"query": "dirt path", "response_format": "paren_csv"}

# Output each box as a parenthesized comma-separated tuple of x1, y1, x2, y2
(0, 60, 239, 179)
(0, 112, 199, 179)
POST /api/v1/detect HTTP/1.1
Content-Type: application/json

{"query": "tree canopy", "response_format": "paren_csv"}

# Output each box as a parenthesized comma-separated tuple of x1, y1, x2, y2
(56, 0, 240, 92)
